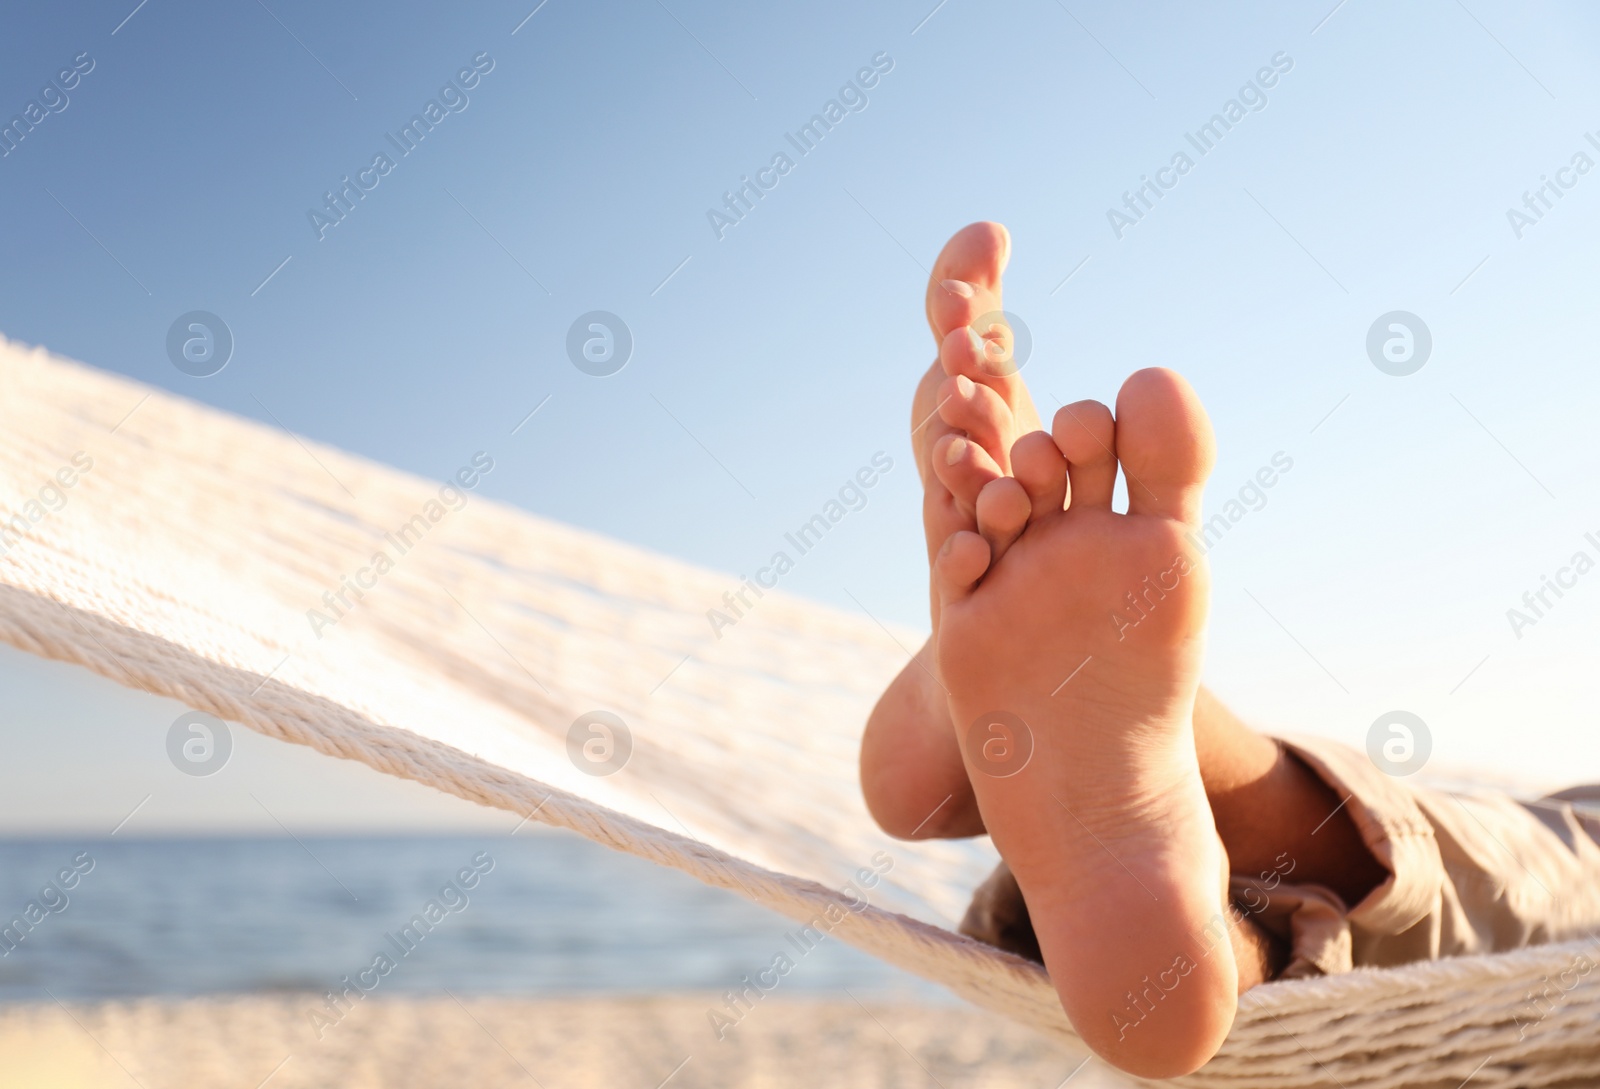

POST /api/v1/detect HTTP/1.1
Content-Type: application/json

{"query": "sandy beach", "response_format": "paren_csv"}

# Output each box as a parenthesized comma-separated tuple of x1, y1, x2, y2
(0, 994, 1127, 1089)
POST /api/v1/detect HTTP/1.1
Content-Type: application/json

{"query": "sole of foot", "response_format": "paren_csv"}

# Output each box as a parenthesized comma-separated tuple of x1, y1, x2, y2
(935, 368, 1236, 1078)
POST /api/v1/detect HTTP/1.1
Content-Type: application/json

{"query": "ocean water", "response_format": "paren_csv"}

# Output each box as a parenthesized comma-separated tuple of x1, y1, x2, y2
(0, 834, 942, 1003)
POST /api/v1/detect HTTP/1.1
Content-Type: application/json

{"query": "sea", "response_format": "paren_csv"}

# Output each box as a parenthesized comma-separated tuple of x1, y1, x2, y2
(0, 834, 943, 1003)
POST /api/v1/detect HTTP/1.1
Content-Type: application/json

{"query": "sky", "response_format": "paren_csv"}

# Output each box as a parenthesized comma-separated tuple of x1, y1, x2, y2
(3, 0, 1600, 830)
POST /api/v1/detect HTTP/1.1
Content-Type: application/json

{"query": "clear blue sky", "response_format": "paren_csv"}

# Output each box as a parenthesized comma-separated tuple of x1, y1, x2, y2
(3, 0, 1600, 825)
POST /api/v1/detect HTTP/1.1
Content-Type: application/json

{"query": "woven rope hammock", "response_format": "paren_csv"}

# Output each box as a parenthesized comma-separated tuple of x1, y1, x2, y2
(3, 338, 1597, 1088)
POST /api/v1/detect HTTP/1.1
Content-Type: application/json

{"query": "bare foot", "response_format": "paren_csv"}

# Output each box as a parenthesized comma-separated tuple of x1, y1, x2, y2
(860, 222, 1042, 840)
(934, 369, 1236, 1078)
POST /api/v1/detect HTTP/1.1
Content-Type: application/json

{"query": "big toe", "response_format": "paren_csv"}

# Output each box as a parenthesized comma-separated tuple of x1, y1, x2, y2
(1114, 368, 1215, 525)
(925, 221, 1010, 340)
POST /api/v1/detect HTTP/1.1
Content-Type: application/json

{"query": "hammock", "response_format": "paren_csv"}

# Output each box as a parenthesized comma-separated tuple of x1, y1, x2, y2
(1, 337, 1596, 1089)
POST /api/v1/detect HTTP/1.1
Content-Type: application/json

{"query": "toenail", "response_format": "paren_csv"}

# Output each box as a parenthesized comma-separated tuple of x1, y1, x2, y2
(944, 437, 968, 466)
(955, 374, 974, 397)
(940, 279, 975, 298)
(965, 327, 984, 354)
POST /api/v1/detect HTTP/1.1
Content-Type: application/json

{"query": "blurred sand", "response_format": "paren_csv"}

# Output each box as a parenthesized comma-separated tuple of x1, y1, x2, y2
(0, 994, 1132, 1089)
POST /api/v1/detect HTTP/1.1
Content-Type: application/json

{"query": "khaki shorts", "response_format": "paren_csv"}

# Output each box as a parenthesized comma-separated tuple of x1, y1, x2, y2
(960, 735, 1600, 979)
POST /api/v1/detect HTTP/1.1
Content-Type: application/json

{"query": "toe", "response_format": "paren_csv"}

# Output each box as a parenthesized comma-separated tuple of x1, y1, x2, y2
(933, 530, 990, 606)
(972, 316, 1020, 379)
(926, 222, 1010, 341)
(1010, 430, 1069, 519)
(932, 433, 1004, 516)
(1051, 400, 1118, 510)
(925, 223, 1037, 432)
(937, 373, 1016, 464)
(941, 323, 1023, 385)
(975, 477, 1030, 562)
(1114, 368, 1216, 525)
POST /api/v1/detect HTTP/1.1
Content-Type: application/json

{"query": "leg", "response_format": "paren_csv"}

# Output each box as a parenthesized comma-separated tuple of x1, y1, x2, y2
(1192, 688, 1388, 912)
